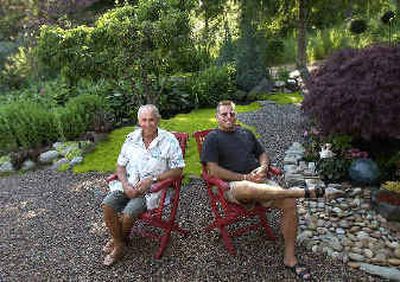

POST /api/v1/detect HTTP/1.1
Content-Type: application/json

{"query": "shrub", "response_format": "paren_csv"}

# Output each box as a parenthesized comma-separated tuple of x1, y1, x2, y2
(349, 19, 368, 34)
(303, 44, 400, 140)
(158, 74, 194, 118)
(190, 64, 236, 108)
(0, 101, 58, 153)
(55, 94, 105, 140)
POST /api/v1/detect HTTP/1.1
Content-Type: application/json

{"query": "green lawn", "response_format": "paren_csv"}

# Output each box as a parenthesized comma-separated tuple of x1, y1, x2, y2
(73, 102, 262, 178)
(258, 91, 303, 104)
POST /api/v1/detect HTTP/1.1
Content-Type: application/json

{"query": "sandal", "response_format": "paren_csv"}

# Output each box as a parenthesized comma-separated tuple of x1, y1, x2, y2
(285, 263, 311, 281)
(304, 185, 345, 200)
(102, 240, 114, 254)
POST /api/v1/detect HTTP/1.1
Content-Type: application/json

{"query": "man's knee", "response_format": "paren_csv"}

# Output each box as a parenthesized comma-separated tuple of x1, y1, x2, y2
(277, 198, 297, 211)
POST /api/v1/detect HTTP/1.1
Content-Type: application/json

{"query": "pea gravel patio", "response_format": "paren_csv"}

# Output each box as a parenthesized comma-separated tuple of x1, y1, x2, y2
(0, 102, 386, 281)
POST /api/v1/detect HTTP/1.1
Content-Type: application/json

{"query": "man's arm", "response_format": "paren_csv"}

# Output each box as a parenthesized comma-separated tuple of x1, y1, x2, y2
(258, 152, 270, 169)
(133, 167, 183, 195)
(206, 162, 246, 181)
(116, 165, 138, 198)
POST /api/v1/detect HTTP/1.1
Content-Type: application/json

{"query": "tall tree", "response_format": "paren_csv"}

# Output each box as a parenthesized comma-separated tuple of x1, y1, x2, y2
(297, 0, 309, 79)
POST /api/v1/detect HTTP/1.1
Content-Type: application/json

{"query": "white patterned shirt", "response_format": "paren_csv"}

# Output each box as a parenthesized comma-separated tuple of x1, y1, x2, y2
(117, 127, 185, 209)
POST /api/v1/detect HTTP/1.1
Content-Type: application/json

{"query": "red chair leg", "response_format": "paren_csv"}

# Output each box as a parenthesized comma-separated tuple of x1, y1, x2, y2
(259, 213, 276, 241)
(220, 226, 236, 256)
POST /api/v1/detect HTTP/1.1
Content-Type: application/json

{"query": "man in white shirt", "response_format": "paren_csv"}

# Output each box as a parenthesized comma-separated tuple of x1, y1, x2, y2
(101, 104, 185, 266)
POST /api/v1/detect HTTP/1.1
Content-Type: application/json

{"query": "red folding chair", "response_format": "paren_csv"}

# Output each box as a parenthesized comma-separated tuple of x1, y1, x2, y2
(106, 131, 189, 259)
(193, 129, 281, 255)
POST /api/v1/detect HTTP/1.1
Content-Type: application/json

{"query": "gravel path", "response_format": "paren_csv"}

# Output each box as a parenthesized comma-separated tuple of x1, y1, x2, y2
(1, 102, 385, 281)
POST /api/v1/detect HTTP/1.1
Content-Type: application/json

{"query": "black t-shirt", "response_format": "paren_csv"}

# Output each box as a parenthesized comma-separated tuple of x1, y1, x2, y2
(201, 127, 265, 174)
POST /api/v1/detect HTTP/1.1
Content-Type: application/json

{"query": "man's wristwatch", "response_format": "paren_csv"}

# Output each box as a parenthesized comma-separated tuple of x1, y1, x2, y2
(152, 175, 158, 183)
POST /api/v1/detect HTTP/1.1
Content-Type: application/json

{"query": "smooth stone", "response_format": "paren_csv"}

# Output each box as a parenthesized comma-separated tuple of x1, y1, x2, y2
(349, 226, 361, 233)
(394, 248, 400, 259)
(371, 231, 382, 239)
(356, 231, 370, 240)
(38, 150, 59, 164)
(359, 263, 400, 281)
(297, 230, 313, 243)
(316, 227, 327, 235)
(386, 241, 399, 249)
(349, 188, 363, 197)
(352, 247, 363, 254)
(387, 258, 400, 266)
(69, 156, 83, 166)
(311, 244, 321, 252)
(322, 246, 334, 256)
(350, 198, 361, 208)
(21, 159, 36, 171)
(51, 158, 69, 170)
(336, 228, 346, 235)
(354, 241, 364, 249)
(349, 253, 365, 262)
(373, 253, 387, 263)
(332, 207, 342, 213)
(364, 249, 374, 259)
(0, 161, 14, 173)
(328, 238, 343, 252)
(348, 262, 360, 269)
(317, 219, 325, 227)
(339, 221, 350, 228)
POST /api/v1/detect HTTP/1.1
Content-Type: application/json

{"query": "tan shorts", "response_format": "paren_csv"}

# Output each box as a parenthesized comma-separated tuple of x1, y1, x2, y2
(225, 179, 278, 209)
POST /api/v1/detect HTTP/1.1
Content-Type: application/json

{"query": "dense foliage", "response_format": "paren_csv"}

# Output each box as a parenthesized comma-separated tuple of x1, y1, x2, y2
(0, 94, 105, 154)
(303, 44, 400, 140)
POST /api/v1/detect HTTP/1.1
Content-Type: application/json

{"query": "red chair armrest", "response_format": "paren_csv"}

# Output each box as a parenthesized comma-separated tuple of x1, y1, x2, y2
(267, 165, 282, 176)
(150, 177, 179, 193)
(106, 173, 118, 183)
(202, 171, 230, 191)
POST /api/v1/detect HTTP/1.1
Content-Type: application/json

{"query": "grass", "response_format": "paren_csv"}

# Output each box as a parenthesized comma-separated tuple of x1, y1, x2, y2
(73, 102, 262, 178)
(259, 91, 303, 104)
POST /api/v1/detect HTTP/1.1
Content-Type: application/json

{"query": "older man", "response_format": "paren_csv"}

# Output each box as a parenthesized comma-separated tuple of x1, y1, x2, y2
(101, 104, 185, 266)
(201, 100, 343, 280)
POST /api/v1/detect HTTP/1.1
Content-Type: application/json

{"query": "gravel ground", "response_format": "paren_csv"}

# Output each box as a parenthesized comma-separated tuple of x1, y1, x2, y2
(0, 102, 385, 281)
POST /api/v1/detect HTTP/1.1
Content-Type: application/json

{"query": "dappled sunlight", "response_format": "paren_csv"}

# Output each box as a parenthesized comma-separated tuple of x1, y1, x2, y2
(22, 208, 46, 220)
(70, 178, 107, 193)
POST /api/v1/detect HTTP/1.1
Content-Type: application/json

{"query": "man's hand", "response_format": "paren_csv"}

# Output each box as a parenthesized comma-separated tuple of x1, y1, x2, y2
(122, 182, 140, 199)
(247, 165, 267, 183)
(133, 178, 153, 195)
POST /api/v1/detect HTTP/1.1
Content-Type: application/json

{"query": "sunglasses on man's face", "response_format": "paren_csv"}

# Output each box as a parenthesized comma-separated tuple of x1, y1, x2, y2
(219, 111, 236, 118)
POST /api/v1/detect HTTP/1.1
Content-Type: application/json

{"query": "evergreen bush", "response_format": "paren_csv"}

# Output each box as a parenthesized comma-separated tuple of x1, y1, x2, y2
(55, 94, 105, 140)
(190, 64, 236, 108)
(0, 101, 58, 153)
(303, 44, 400, 140)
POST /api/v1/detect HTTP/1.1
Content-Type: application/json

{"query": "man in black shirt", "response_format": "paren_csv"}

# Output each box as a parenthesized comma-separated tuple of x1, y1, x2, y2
(202, 100, 343, 280)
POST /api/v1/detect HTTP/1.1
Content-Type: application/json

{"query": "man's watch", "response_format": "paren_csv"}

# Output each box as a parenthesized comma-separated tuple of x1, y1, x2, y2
(152, 175, 158, 183)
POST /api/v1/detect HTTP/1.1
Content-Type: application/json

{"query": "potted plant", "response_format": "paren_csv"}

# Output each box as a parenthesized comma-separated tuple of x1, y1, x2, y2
(372, 181, 400, 222)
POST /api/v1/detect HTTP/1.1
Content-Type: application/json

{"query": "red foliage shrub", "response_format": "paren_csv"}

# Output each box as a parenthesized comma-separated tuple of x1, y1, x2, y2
(302, 44, 400, 140)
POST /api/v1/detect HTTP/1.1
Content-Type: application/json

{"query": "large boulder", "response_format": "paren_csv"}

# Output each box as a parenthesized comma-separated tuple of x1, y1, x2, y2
(38, 150, 60, 164)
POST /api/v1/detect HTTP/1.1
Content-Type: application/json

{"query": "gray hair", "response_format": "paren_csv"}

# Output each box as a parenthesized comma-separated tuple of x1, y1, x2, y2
(137, 104, 161, 120)
(216, 100, 236, 114)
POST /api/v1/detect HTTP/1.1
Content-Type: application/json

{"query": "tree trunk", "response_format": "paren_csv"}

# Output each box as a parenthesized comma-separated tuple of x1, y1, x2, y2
(297, 0, 309, 80)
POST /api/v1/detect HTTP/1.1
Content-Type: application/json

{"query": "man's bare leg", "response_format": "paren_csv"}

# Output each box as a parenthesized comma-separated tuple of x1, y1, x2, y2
(231, 180, 343, 203)
(265, 198, 298, 266)
(102, 204, 127, 266)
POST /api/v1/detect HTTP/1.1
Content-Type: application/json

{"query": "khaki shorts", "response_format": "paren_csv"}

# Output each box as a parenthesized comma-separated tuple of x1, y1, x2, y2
(225, 179, 278, 209)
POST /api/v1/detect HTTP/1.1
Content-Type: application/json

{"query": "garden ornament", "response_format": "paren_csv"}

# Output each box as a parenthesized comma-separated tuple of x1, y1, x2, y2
(349, 158, 380, 185)
(319, 143, 335, 159)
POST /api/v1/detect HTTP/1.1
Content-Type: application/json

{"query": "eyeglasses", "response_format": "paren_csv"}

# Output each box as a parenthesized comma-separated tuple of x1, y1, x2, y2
(219, 111, 236, 118)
